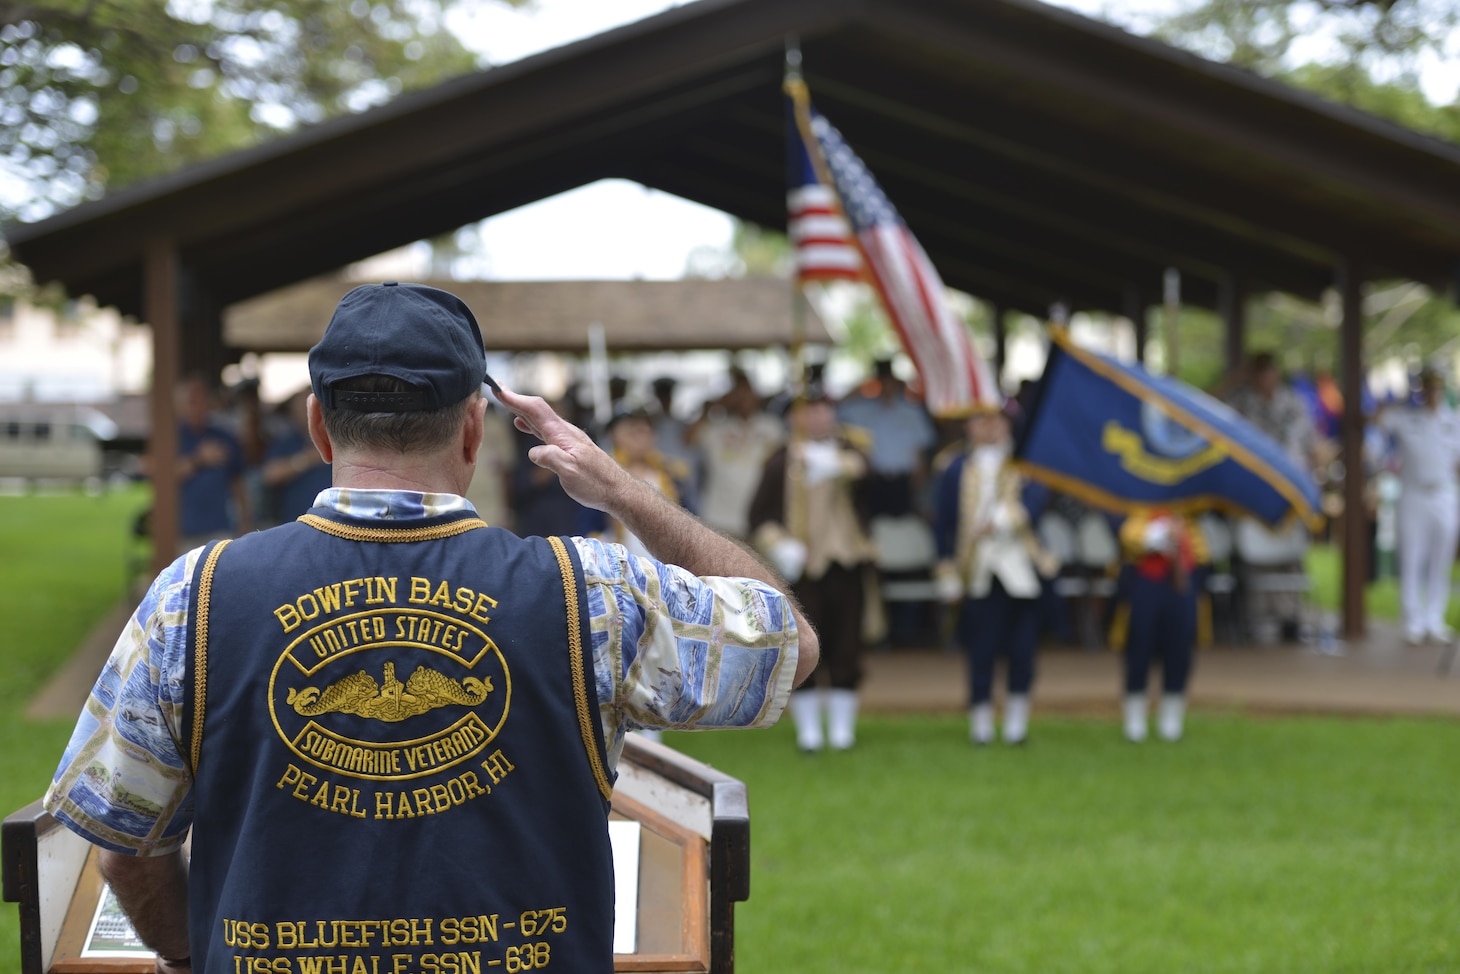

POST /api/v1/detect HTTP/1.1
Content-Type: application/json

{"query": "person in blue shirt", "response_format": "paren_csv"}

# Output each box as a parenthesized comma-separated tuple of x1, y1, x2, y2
(510, 394, 588, 537)
(836, 359, 937, 517)
(162, 373, 250, 552)
(260, 388, 333, 524)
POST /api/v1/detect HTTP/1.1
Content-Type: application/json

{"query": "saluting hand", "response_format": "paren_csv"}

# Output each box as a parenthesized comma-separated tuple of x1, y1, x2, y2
(491, 384, 633, 513)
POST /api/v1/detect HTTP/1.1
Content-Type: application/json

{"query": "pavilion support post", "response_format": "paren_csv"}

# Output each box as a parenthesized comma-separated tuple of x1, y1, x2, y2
(182, 281, 229, 380)
(1162, 268, 1180, 375)
(145, 240, 182, 575)
(1338, 258, 1367, 640)
(1220, 273, 1247, 375)
(991, 301, 1007, 382)
(1124, 286, 1147, 363)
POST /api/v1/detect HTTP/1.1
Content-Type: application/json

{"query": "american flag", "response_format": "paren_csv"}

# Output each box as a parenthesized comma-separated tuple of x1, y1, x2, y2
(787, 108, 861, 282)
(785, 77, 1001, 417)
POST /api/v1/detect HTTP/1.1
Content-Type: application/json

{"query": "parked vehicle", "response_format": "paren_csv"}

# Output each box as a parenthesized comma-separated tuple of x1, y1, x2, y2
(0, 404, 116, 484)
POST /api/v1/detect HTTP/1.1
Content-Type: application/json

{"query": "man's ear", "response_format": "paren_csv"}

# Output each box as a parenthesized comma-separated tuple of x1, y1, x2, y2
(306, 395, 334, 464)
(463, 396, 488, 465)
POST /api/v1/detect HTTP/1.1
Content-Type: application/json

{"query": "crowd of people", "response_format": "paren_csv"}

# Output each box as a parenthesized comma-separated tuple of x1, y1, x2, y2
(148, 344, 1458, 755)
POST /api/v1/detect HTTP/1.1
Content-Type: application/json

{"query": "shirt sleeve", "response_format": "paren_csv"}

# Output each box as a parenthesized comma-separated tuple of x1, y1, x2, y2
(43, 551, 202, 855)
(262, 430, 300, 463)
(757, 414, 787, 449)
(913, 404, 937, 450)
(228, 431, 248, 476)
(1278, 391, 1315, 461)
(573, 537, 798, 771)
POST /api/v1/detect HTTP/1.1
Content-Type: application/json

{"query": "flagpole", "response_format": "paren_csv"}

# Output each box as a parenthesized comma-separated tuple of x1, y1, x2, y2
(786, 39, 807, 401)
(784, 36, 809, 544)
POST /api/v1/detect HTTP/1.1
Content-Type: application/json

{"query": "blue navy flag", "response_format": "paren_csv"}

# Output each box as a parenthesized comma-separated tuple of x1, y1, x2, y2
(1014, 330, 1323, 529)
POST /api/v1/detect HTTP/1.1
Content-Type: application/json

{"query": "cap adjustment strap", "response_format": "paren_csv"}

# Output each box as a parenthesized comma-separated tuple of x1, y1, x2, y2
(332, 389, 433, 412)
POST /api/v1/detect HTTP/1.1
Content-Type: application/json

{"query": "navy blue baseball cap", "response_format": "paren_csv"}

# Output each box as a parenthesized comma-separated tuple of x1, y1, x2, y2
(309, 281, 486, 412)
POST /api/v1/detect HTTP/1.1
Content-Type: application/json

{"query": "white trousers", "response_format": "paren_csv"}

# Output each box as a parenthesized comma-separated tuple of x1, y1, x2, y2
(1397, 486, 1460, 637)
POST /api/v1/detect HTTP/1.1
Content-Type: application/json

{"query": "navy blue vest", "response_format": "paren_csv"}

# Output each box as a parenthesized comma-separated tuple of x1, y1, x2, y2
(183, 509, 614, 974)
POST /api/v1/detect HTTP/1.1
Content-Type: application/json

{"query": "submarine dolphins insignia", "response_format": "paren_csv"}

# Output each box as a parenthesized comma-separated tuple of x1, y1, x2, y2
(287, 661, 491, 721)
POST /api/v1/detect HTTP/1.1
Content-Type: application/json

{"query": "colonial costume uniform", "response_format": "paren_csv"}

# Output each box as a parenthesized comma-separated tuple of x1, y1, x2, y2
(1111, 509, 1210, 742)
(934, 442, 1055, 744)
(750, 427, 875, 751)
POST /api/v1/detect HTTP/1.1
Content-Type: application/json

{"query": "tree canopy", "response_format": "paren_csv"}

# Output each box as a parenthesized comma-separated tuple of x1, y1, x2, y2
(0, 0, 492, 225)
(1132, 0, 1460, 381)
(1142, 0, 1460, 144)
(1153, 0, 1457, 71)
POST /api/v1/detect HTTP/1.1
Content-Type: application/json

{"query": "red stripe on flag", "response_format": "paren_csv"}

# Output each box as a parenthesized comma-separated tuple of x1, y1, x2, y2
(858, 231, 923, 381)
(897, 230, 956, 409)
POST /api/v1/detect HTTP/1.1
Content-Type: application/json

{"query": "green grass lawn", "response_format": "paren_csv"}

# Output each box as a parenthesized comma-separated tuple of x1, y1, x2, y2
(1306, 544, 1396, 621)
(669, 715, 1460, 973)
(0, 485, 150, 966)
(3, 492, 1458, 972)
(1305, 542, 1460, 628)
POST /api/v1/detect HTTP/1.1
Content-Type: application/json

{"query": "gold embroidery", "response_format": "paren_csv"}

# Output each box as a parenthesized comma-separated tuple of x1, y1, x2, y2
(191, 539, 232, 776)
(297, 514, 487, 542)
(548, 536, 613, 800)
(288, 661, 491, 721)
(1011, 458, 1292, 528)
(1101, 421, 1227, 484)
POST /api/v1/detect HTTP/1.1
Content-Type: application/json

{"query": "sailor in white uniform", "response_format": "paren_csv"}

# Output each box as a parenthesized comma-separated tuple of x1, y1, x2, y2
(1377, 368, 1460, 645)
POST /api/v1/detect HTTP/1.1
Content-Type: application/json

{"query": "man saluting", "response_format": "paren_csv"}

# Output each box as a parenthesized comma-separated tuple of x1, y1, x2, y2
(45, 282, 817, 974)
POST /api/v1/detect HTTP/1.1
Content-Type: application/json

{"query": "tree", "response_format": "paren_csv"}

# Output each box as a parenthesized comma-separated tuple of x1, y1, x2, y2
(683, 219, 793, 279)
(1147, 0, 1459, 75)
(0, 0, 495, 225)
(1280, 61, 1460, 142)
(1106, 0, 1460, 381)
(1137, 0, 1460, 142)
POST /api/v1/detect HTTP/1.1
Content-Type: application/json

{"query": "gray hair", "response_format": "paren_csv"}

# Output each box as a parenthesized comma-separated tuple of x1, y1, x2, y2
(321, 376, 476, 454)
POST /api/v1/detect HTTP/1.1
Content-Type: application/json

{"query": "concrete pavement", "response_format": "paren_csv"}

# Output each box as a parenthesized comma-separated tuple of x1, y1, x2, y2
(863, 621, 1460, 718)
(29, 600, 1460, 723)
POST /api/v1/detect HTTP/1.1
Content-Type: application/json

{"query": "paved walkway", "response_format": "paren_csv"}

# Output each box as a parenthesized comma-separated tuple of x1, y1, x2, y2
(864, 622, 1460, 717)
(30, 599, 1460, 722)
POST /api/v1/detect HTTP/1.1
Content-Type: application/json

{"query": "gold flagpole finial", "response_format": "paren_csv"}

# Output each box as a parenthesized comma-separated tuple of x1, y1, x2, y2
(784, 35, 806, 97)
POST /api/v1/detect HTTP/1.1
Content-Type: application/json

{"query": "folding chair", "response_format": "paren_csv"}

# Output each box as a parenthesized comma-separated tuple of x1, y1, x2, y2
(1072, 513, 1121, 647)
(871, 514, 939, 604)
(870, 514, 940, 647)
(1233, 518, 1312, 644)
(1198, 514, 1242, 644)
(1031, 511, 1085, 646)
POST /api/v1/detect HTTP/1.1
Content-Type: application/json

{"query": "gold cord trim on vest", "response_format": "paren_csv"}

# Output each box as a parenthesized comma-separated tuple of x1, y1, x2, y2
(191, 539, 232, 776)
(548, 535, 614, 801)
(297, 514, 488, 542)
